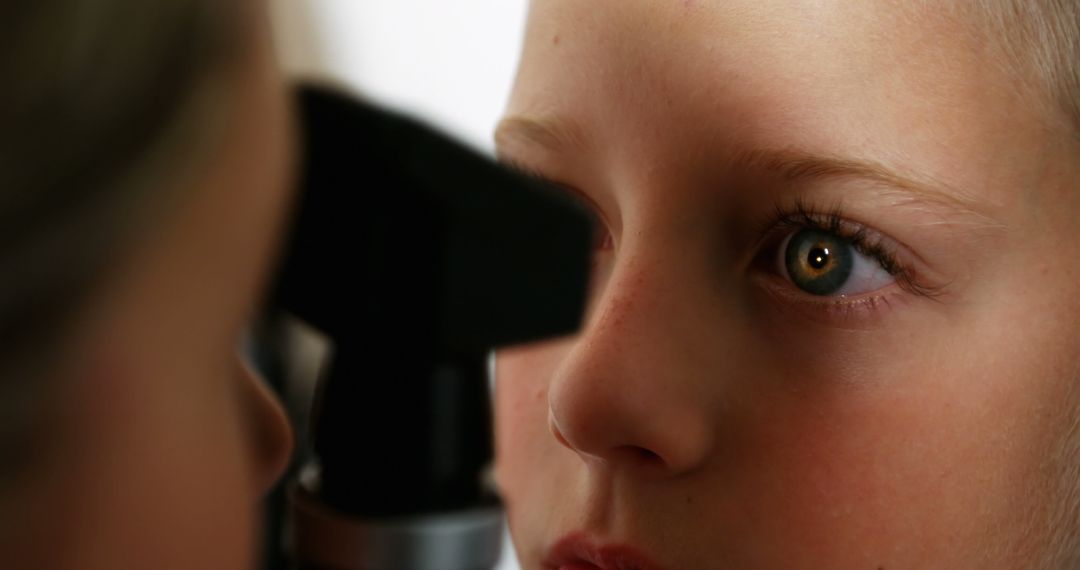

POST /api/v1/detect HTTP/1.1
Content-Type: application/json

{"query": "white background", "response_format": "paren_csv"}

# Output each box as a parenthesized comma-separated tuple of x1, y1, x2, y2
(268, 2, 529, 568)
(270, 0, 529, 154)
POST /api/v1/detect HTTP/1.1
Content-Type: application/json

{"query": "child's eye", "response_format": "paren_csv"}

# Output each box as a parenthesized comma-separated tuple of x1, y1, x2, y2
(776, 228, 895, 297)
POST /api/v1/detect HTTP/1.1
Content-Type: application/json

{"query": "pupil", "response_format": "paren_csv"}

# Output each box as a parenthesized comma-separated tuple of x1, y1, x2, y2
(783, 228, 854, 296)
(808, 246, 830, 270)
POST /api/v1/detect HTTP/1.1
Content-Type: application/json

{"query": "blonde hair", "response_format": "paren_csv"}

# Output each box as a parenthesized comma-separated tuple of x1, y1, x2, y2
(978, 3, 1080, 564)
(978, 5, 1080, 567)
(974, 0, 1080, 137)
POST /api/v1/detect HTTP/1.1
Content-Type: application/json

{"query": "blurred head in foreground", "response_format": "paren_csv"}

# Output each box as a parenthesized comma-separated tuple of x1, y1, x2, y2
(494, 1, 1080, 568)
(0, 1, 294, 568)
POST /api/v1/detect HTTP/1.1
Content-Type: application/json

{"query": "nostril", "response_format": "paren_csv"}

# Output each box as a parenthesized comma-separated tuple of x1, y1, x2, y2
(549, 408, 670, 468)
(617, 445, 663, 467)
(549, 415, 574, 450)
(634, 447, 661, 462)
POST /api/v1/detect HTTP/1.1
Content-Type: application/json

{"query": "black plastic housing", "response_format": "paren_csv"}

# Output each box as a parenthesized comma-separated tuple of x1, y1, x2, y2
(272, 85, 593, 517)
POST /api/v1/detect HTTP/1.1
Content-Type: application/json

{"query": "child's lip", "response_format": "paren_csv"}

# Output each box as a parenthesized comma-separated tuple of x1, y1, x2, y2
(543, 531, 666, 570)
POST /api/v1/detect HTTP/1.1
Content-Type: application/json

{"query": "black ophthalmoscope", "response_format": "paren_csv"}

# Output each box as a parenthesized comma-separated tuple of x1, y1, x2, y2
(269, 84, 594, 570)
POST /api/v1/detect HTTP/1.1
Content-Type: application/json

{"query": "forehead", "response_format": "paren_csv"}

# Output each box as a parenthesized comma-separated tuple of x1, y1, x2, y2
(506, 0, 1053, 211)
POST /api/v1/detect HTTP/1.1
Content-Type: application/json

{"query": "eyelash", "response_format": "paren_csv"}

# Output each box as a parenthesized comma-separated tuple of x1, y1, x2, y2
(754, 199, 938, 299)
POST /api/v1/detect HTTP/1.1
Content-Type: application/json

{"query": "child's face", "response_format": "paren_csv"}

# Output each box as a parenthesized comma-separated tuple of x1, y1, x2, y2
(493, 1, 1080, 568)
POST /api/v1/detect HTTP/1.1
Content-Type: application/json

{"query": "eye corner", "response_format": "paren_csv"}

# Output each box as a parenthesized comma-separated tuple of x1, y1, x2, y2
(892, 270, 950, 302)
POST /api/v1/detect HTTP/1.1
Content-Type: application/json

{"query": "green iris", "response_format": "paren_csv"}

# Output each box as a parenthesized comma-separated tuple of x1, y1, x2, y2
(784, 229, 854, 296)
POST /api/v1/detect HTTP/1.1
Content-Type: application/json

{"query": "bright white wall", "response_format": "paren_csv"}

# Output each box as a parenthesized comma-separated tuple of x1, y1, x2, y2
(270, 0, 529, 154)
(268, 3, 529, 568)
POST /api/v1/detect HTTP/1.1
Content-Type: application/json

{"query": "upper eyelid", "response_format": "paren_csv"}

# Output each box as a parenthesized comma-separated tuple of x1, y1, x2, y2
(751, 200, 925, 267)
(773, 218, 891, 273)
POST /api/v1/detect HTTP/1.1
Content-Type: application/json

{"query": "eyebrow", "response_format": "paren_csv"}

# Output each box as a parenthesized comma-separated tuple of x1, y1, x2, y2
(495, 116, 588, 157)
(727, 148, 995, 219)
(495, 116, 1001, 225)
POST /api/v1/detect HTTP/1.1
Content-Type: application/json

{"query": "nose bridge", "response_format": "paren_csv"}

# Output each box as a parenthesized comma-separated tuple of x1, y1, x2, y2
(548, 240, 718, 476)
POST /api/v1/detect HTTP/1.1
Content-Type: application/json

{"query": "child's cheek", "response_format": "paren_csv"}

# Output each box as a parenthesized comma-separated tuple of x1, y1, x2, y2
(730, 331, 1070, 568)
(493, 339, 575, 496)
(494, 340, 583, 567)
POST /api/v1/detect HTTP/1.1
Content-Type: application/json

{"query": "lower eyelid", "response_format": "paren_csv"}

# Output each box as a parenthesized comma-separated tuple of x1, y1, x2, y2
(752, 272, 911, 328)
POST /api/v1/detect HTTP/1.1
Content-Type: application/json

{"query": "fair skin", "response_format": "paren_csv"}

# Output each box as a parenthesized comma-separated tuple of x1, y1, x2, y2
(494, 1, 1080, 569)
(4, 5, 294, 570)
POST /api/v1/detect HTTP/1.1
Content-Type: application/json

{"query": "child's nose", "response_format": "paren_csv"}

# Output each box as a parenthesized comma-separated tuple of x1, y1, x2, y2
(546, 254, 718, 478)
